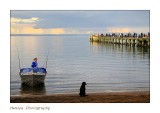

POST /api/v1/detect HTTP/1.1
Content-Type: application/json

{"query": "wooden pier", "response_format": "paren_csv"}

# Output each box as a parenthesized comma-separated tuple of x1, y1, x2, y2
(90, 35, 150, 46)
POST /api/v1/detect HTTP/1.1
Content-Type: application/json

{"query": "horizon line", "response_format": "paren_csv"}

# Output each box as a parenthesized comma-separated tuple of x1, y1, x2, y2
(10, 34, 89, 36)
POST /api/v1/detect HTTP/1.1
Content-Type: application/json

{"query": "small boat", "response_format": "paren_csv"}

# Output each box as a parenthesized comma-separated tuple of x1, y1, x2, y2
(19, 68, 47, 86)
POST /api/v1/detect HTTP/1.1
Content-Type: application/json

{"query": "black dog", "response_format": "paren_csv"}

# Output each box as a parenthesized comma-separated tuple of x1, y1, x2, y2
(79, 82, 87, 96)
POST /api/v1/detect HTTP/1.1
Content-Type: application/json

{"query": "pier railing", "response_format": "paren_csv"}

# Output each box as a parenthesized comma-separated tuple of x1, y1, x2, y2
(90, 35, 150, 46)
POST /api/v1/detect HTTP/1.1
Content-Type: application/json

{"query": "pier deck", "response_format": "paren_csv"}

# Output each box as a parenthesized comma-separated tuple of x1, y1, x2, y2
(90, 35, 150, 46)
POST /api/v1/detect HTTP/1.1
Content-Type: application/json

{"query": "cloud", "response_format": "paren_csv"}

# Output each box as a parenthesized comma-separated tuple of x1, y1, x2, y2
(50, 28, 65, 34)
(11, 23, 65, 34)
(11, 17, 40, 23)
(106, 27, 149, 34)
(107, 27, 131, 33)
(11, 11, 150, 34)
(11, 11, 149, 28)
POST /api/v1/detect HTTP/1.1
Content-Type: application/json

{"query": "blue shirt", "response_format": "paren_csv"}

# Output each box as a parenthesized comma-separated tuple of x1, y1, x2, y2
(31, 61, 38, 68)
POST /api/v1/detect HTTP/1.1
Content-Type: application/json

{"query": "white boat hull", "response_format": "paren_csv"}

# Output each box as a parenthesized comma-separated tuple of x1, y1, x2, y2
(20, 68, 47, 86)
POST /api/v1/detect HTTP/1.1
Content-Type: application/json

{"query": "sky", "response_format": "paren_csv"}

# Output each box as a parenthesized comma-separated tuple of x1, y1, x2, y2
(11, 10, 150, 35)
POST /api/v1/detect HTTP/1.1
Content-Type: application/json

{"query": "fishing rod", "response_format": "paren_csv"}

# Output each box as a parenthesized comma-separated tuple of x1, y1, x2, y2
(43, 50, 49, 69)
(16, 47, 21, 69)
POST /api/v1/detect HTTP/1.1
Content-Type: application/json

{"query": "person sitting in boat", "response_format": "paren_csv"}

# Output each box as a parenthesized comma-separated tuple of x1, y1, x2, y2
(31, 58, 38, 73)
(31, 58, 38, 68)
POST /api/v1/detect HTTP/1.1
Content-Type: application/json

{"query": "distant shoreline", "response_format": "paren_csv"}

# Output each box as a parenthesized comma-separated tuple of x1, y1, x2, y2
(10, 91, 150, 103)
(10, 34, 89, 36)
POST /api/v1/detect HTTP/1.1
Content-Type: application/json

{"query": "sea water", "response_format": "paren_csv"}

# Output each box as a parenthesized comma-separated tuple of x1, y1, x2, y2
(11, 35, 150, 95)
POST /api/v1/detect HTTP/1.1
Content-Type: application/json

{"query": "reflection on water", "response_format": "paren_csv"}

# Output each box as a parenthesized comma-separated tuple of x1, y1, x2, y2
(90, 41, 150, 53)
(90, 42, 150, 59)
(20, 83, 46, 95)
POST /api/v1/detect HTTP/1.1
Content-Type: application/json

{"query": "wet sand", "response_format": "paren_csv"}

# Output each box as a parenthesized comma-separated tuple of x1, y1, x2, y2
(10, 91, 150, 103)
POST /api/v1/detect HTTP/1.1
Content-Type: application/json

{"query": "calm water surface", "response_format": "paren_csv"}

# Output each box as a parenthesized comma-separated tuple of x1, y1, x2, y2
(11, 35, 150, 95)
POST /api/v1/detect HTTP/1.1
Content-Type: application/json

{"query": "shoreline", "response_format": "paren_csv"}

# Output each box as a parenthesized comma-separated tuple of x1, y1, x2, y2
(11, 91, 150, 103)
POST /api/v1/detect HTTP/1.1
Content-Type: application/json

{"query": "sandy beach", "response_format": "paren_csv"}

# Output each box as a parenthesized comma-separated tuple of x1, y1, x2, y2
(10, 91, 149, 103)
